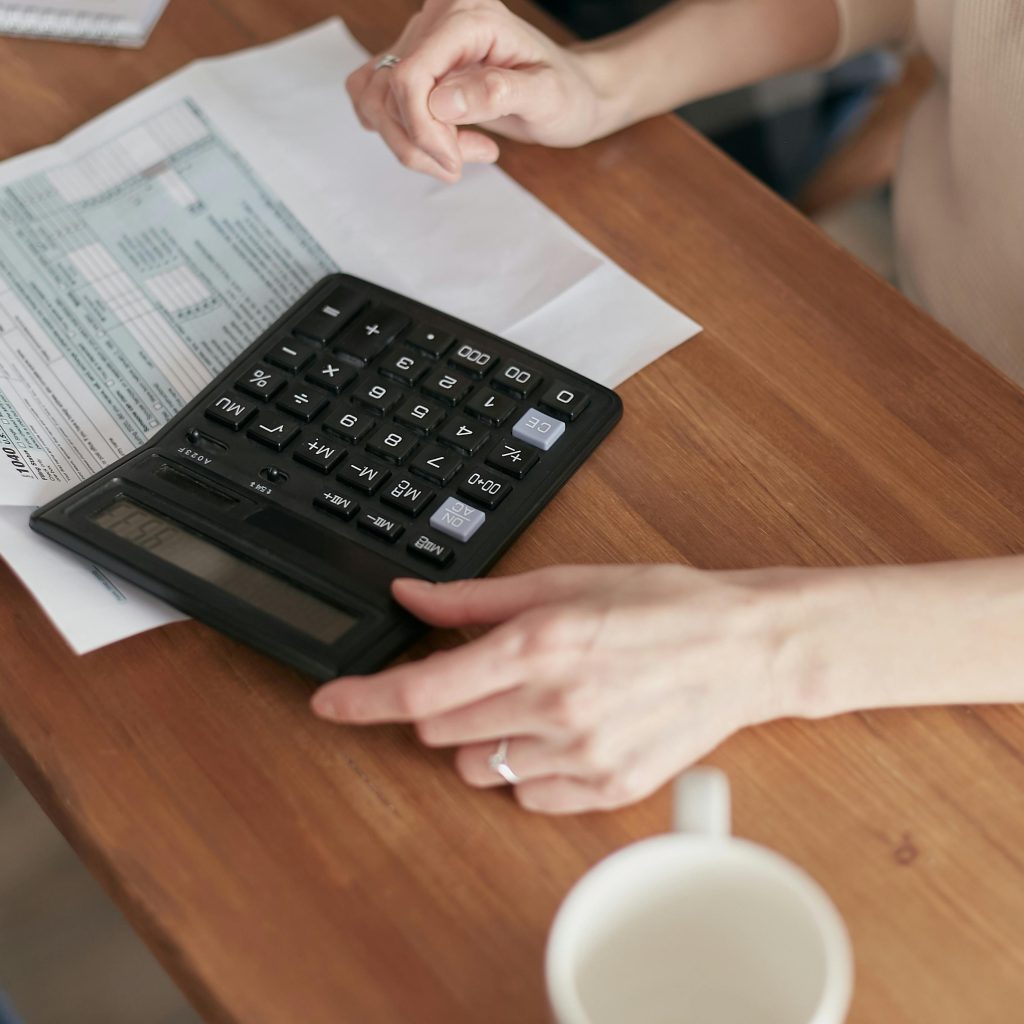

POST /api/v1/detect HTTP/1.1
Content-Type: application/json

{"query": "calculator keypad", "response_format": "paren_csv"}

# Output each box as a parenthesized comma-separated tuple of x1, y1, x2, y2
(293, 287, 363, 344)
(182, 284, 601, 577)
(248, 416, 299, 450)
(410, 446, 461, 485)
(366, 424, 418, 464)
(277, 387, 329, 422)
(465, 389, 516, 426)
(422, 368, 473, 405)
(293, 433, 346, 473)
(337, 457, 390, 494)
(206, 395, 256, 430)
(266, 338, 315, 372)
(539, 381, 590, 421)
(306, 356, 357, 394)
(236, 365, 286, 400)
(351, 379, 403, 415)
(430, 497, 486, 542)
(437, 416, 488, 455)
(337, 306, 409, 363)
(512, 408, 565, 451)
(358, 509, 405, 543)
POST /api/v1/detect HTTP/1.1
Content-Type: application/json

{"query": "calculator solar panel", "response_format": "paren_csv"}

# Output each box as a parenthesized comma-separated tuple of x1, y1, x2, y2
(30, 275, 623, 680)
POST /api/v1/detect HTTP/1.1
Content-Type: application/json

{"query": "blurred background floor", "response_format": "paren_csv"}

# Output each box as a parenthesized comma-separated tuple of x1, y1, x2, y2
(0, 758, 201, 1024)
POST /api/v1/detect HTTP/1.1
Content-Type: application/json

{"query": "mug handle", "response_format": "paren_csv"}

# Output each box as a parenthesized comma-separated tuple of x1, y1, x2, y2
(674, 768, 731, 838)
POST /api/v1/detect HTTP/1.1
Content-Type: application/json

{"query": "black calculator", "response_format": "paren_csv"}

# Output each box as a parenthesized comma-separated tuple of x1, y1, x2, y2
(30, 275, 622, 680)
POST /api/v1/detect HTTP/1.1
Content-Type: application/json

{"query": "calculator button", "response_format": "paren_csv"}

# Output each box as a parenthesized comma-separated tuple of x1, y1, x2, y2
(265, 337, 315, 372)
(464, 389, 516, 426)
(336, 305, 409, 363)
(404, 325, 453, 358)
(421, 367, 473, 405)
(323, 404, 375, 443)
(539, 382, 590, 421)
(429, 496, 486, 543)
(248, 416, 300, 450)
(381, 477, 436, 517)
(293, 287, 363, 344)
(306, 356, 357, 395)
(458, 469, 512, 509)
(277, 387, 329, 422)
(314, 490, 360, 520)
(337, 457, 390, 494)
(512, 408, 566, 451)
(485, 438, 539, 479)
(351, 379, 403, 415)
(379, 347, 429, 386)
(410, 445, 461, 485)
(449, 341, 498, 377)
(407, 534, 454, 568)
(205, 394, 257, 430)
(358, 509, 404, 543)
(236, 365, 286, 401)
(259, 467, 288, 483)
(493, 362, 541, 399)
(293, 432, 346, 473)
(437, 415, 488, 455)
(395, 396, 445, 433)
(366, 424, 418, 464)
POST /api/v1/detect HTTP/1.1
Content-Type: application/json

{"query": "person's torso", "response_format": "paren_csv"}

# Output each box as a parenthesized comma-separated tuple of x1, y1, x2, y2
(895, 0, 1024, 384)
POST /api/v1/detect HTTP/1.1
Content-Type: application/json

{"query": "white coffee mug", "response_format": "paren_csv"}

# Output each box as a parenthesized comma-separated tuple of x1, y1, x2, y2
(545, 769, 853, 1024)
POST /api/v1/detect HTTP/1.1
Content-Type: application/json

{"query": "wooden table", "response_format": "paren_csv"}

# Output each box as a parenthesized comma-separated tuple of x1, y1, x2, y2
(3, 2, 1024, 1021)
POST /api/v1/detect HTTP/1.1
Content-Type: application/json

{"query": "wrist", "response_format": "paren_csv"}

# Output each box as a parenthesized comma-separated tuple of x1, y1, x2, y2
(568, 39, 645, 140)
(734, 565, 876, 723)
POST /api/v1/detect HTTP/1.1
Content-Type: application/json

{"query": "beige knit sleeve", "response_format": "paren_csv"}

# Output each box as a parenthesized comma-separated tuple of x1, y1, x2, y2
(827, 0, 915, 63)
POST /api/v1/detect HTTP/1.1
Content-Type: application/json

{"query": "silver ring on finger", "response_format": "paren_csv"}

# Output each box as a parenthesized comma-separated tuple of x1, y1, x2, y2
(488, 737, 521, 785)
(374, 53, 402, 71)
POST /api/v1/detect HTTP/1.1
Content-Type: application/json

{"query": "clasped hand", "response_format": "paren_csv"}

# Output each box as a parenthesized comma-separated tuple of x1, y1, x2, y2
(345, 0, 612, 181)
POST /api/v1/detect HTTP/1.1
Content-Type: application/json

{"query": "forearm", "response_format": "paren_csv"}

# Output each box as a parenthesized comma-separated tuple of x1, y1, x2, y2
(574, 0, 841, 137)
(778, 557, 1024, 718)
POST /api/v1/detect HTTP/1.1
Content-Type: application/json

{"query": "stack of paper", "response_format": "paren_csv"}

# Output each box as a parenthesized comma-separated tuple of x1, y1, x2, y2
(0, 0, 169, 46)
(0, 19, 701, 654)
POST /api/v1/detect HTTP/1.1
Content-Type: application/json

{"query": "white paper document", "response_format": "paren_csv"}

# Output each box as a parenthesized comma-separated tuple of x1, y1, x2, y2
(0, 19, 701, 654)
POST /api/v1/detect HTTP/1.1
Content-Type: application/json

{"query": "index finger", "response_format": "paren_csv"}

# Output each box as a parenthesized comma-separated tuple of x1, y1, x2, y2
(311, 624, 524, 724)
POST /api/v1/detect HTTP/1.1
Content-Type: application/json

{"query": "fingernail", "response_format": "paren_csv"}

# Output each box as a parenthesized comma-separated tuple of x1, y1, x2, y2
(430, 85, 467, 121)
(311, 694, 337, 719)
(395, 577, 435, 592)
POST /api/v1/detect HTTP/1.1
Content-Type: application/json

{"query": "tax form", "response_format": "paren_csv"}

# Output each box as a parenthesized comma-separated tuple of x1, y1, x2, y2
(0, 19, 701, 653)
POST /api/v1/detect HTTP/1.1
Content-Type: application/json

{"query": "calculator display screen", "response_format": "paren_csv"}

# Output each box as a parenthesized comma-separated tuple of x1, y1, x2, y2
(92, 498, 357, 645)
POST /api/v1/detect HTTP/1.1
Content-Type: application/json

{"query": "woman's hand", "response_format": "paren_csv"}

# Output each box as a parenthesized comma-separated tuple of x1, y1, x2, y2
(310, 564, 814, 814)
(346, 0, 616, 182)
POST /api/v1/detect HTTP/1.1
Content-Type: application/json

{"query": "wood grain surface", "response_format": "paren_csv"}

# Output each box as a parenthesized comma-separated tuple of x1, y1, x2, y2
(2, 2, 1024, 1022)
